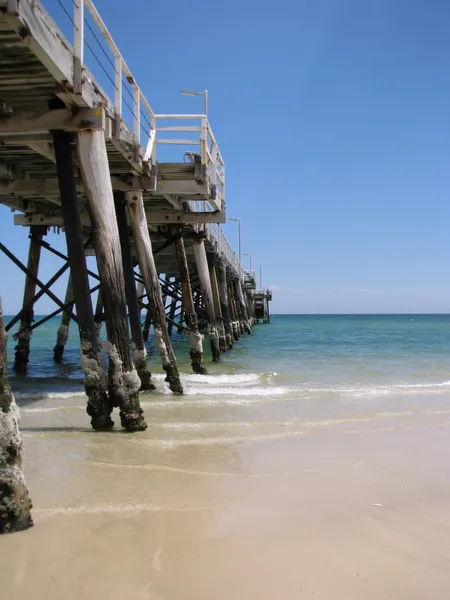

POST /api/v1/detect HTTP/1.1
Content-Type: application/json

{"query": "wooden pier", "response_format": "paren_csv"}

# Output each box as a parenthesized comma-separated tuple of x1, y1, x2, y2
(0, 0, 273, 433)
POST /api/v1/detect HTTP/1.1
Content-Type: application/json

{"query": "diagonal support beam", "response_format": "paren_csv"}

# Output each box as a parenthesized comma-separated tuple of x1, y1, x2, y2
(36, 237, 99, 281)
(0, 243, 77, 320)
(6, 261, 72, 333)
(13, 284, 100, 341)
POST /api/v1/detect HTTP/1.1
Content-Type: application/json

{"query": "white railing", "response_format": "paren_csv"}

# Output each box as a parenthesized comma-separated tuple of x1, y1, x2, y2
(72, 0, 225, 205)
(205, 224, 243, 280)
(154, 114, 225, 211)
(74, 0, 156, 159)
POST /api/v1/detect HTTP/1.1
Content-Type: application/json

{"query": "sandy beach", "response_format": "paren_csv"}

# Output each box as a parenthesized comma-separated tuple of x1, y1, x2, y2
(2, 384, 450, 599)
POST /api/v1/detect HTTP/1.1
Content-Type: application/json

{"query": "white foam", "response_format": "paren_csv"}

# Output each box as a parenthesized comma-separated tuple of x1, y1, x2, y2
(14, 373, 450, 407)
(184, 385, 289, 397)
(299, 380, 450, 398)
(142, 396, 283, 408)
(15, 390, 83, 401)
(21, 404, 86, 414)
(151, 372, 275, 385)
(182, 373, 261, 384)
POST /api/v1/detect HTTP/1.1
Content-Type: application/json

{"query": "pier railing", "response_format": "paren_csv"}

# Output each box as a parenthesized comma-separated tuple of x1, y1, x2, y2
(255, 288, 273, 300)
(154, 115, 225, 212)
(71, 0, 156, 153)
(35, 0, 225, 205)
(64, 0, 226, 206)
(205, 224, 243, 280)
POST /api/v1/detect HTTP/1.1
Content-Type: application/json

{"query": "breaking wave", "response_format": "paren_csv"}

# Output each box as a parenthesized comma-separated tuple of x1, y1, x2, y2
(12, 372, 450, 408)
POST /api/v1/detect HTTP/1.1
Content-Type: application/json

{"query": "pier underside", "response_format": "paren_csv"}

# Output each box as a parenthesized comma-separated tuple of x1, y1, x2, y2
(0, 0, 272, 435)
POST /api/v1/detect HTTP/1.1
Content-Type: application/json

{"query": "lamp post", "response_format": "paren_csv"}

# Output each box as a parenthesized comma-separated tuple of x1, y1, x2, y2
(244, 253, 252, 270)
(229, 217, 241, 264)
(180, 89, 208, 117)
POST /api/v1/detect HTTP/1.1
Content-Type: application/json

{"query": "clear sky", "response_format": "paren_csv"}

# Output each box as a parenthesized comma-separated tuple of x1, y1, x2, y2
(1, 0, 450, 314)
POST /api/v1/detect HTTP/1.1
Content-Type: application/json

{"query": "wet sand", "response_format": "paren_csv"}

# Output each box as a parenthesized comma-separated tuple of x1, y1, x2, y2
(2, 391, 450, 599)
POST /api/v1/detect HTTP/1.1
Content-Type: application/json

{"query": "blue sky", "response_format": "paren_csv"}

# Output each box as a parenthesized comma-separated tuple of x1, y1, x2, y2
(1, 0, 450, 314)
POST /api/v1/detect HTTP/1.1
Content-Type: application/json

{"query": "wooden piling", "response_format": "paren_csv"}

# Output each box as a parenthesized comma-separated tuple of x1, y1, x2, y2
(174, 233, 207, 374)
(193, 239, 221, 362)
(53, 130, 113, 430)
(114, 191, 155, 392)
(209, 262, 227, 352)
(77, 130, 146, 431)
(136, 271, 144, 319)
(13, 225, 45, 374)
(168, 293, 177, 337)
(53, 274, 73, 362)
(0, 296, 33, 534)
(142, 306, 152, 343)
(235, 279, 252, 334)
(264, 295, 271, 323)
(217, 260, 233, 349)
(125, 191, 183, 394)
(245, 290, 256, 325)
(162, 276, 169, 307)
(94, 287, 103, 338)
(227, 275, 240, 340)
(194, 289, 201, 315)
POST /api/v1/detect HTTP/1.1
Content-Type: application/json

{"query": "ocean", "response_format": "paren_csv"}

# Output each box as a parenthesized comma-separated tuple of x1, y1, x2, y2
(3, 314, 450, 599)
(8, 313, 450, 415)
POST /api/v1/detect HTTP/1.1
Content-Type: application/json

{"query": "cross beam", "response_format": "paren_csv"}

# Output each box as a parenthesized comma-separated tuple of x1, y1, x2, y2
(14, 211, 226, 226)
(0, 243, 78, 320)
(0, 108, 105, 135)
(0, 177, 210, 196)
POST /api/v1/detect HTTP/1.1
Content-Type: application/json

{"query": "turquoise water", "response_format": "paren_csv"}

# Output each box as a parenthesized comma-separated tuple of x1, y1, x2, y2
(6, 314, 450, 408)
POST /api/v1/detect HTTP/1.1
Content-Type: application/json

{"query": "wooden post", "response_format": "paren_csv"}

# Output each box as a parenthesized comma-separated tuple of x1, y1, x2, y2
(53, 130, 113, 430)
(235, 279, 252, 334)
(162, 276, 169, 307)
(53, 274, 73, 362)
(227, 275, 240, 340)
(174, 233, 207, 374)
(209, 262, 227, 352)
(264, 295, 271, 323)
(13, 225, 45, 374)
(114, 191, 155, 392)
(142, 307, 152, 342)
(177, 306, 185, 333)
(0, 296, 33, 534)
(248, 294, 256, 326)
(136, 270, 144, 319)
(193, 239, 221, 362)
(231, 279, 242, 334)
(217, 260, 233, 349)
(94, 287, 103, 338)
(168, 295, 177, 336)
(125, 191, 183, 394)
(77, 130, 147, 431)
